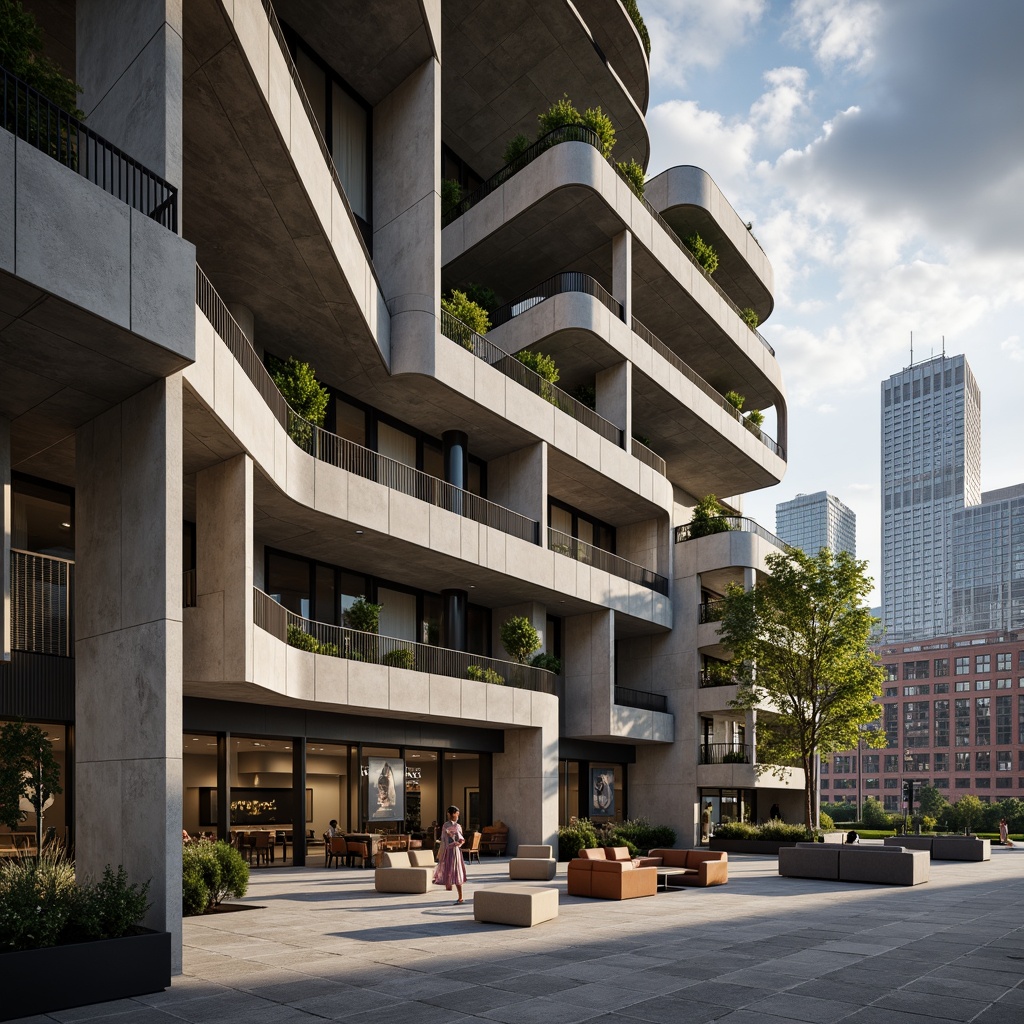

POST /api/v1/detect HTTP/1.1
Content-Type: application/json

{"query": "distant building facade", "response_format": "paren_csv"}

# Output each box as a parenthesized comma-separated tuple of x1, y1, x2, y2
(776, 491, 856, 557)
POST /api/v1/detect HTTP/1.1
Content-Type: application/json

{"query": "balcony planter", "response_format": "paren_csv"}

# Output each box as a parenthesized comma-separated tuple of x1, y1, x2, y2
(0, 929, 170, 1021)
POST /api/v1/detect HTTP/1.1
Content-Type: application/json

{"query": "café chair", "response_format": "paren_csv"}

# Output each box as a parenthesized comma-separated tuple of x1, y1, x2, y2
(465, 831, 482, 864)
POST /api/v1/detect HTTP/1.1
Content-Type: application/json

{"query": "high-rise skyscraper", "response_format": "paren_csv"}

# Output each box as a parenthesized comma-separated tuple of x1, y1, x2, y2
(881, 353, 981, 640)
(776, 491, 856, 557)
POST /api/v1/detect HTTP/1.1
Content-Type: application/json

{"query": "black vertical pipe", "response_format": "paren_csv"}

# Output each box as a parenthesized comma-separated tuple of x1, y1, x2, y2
(217, 732, 231, 843)
(441, 589, 468, 651)
(293, 739, 307, 866)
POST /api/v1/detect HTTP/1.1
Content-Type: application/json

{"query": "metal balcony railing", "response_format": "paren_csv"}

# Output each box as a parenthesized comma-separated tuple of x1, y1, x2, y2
(633, 318, 785, 460)
(1, 65, 177, 231)
(10, 550, 74, 657)
(253, 589, 556, 695)
(548, 528, 668, 596)
(440, 123, 775, 356)
(614, 685, 668, 713)
(676, 516, 794, 551)
(699, 599, 726, 624)
(440, 309, 623, 447)
(700, 742, 751, 765)
(196, 269, 539, 544)
(631, 437, 666, 476)
(488, 272, 624, 329)
(699, 669, 738, 688)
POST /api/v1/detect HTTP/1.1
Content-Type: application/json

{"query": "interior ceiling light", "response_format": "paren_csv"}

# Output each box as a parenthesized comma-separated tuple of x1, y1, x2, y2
(60, 521, 71, 529)
(355, 529, 364, 535)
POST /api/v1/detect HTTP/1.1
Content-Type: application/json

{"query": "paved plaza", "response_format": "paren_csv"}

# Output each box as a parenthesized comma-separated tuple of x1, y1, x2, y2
(18, 847, 1024, 1024)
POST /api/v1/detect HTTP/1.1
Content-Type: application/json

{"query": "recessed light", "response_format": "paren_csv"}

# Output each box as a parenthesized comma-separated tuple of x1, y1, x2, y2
(355, 529, 364, 535)
(60, 521, 71, 529)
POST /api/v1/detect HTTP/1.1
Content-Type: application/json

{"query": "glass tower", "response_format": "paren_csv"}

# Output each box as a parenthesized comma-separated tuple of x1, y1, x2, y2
(775, 491, 856, 557)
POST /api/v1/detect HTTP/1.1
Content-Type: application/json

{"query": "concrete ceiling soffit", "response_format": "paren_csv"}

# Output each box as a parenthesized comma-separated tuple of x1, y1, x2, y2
(571, 0, 650, 113)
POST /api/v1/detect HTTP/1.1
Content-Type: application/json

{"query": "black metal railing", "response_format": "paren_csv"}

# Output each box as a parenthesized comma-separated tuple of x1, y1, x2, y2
(2, 65, 177, 230)
(548, 528, 668, 596)
(699, 599, 726, 624)
(489, 272, 624, 329)
(631, 437, 666, 476)
(676, 516, 793, 552)
(440, 309, 624, 447)
(700, 742, 751, 765)
(196, 269, 539, 543)
(443, 125, 602, 226)
(10, 550, 74, 657)
(632, 318, 785, 460)
(699, 669, 738, 688)
(615, 685, 668, 714)
(253, 589, 556, 695)
(183, 569, 197, 609)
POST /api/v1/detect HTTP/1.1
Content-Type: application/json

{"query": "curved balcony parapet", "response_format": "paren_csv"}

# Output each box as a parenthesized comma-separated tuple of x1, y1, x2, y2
(548, 528, 667, 596)
(676, 517, 793, 551)
(489, 271, 623, 329)
(631, 438, 666, 476)
(196, 268, 539, 544)
(700, 742, 751, 765)
(253, 589, 557, 695)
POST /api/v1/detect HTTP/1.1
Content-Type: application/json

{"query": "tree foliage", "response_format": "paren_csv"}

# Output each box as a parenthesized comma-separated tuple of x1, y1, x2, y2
(688, 494, 733, 538)
(500, 616, 541, 663)
(441, 289, 491, 347)
(720, 548, 885, 832)
(537, 95, 617, 158)
(268, 355, 329, 449)
(0, 0, 82, 113)
(0, 721, 63, 852)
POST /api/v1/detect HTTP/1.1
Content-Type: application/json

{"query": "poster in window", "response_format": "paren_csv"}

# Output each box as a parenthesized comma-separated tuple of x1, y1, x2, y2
(590, 767, 615, 817)
(368, 757, 405, 822)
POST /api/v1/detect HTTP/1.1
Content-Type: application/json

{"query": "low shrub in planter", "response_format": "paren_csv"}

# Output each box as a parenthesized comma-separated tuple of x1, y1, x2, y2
(604, 817, 676, 853)
(383, 647, 415, 670)
(182, 840, 249, 916)
(710, 821, 759, 840)
(530, 652, 561, 674)
(557, 818, 598, 860)
(466, 664, 504, 685)
(712, 820, 810, 842)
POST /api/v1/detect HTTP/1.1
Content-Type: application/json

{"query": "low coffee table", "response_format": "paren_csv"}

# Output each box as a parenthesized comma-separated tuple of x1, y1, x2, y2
(656, 869, 684, 891)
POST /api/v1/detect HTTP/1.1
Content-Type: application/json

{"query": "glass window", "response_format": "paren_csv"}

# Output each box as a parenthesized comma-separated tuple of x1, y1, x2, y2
(997, 653, 1012, 672)
(11, 477, 74, 558)
(955, 657, 970, 675)
(332, 82, 368, 219)
(976, 654, 991, 673)
(315, 565, 336, 625)
(267, 551, 310, 617)
(934, 658, 949, 677)
(336, 400, 366, 446)
(377, 422, 417, 469)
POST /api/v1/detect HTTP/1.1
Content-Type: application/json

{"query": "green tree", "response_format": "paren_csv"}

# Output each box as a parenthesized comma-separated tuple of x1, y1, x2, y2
(268, 356, 330, 449)
(860, 796, 891, 829)
(688, 494, 733, 538)
(500, 616, 541, 663)
(916, 783, 948, 822)
(0, 721, 63, 853)
(502, 133, 531, 166)
(0, 0, 82, 112)
(441, 289, 490, 350)
(950, 794, 984, 834)
(720, 548, 885, 832)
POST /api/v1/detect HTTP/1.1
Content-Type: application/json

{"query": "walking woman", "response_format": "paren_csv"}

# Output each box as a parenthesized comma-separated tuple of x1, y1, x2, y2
(1000, 818, 1015, 848)
(433, 804, 467, 903)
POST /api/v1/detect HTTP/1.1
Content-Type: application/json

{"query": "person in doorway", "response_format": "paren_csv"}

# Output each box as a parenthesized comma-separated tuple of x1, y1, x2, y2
(769, 803, 782, 821)
(1000, 818, 1015, 848)
(433, 805, 467, 903)
(701, 802, 713, 842)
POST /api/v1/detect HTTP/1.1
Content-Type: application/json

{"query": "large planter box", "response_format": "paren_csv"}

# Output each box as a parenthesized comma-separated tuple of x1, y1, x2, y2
(709, 833, 845, 856)
(0, 929, 171, 1021)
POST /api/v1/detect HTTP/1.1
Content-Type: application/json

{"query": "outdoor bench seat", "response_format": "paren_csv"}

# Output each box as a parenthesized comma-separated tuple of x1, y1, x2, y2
(374, 850, 436, 893)
(779, 842, 929, 885)
(567, 847, 657, 900)
(474, 885, 558, 926)
(508, 844, 557, 881)
(882, 835, 990, 861)
(647, 848, 728, 887)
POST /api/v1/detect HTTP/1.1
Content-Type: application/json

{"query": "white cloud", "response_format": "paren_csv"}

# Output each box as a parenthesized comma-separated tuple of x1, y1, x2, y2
(1002, 336, 1024, 363)
(749, 67, 811, 148)
(784, 0, 880, 71)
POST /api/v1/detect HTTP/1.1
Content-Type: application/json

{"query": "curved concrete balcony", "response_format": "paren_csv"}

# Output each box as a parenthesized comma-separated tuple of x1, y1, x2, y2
(442, 137, 783, 413)
(573, 0, 650, 115)
(646, 165, 774, 323)
(549, 528, 667, 598)
(697, 760, 805, 791)
(677, 517, 792, 596)
(441, 0, 649, 180)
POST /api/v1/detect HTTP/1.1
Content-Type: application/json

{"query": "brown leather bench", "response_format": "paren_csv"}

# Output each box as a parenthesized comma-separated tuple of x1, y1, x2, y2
(646, 848, 729, 887)
(567, 847, 657, 900)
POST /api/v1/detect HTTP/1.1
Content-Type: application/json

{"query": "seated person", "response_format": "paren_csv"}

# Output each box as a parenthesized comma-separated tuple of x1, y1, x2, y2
(327, 819, 343, 837)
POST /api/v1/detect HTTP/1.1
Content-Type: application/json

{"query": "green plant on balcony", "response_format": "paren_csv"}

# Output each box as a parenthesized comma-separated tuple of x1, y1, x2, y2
(530, 652, 561, 674)
(383, 647, 415, 670)
(616, 158, 646, 198)
(515, 349, 559, 403)
(683, 232, 719, 275)
(744, 408, 764, 436)
(286, 623, 319, 652)
(740, 307, 760, 330)
(502, 133, 531, 166)
(268, 355, 329, 450)
(441, 289, 490, 351)
(569, 382, 596, 409)
(724, 390, 745, 412)
(704, 660, 734, 686)
(621, 0, 651, 57)
(537, 95, 617, 159)
(721, 750, 749, 764)
(345, 597, 382, 634)
(688, 494, 733, 538)
(467, 664, 505, 685)
(500, 616, 541, 664)
(461, 283, 500, 314)
(441, 177, 464, 217)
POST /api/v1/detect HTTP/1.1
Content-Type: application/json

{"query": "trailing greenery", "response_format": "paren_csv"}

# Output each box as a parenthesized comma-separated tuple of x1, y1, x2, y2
(182, 840, 249, 916)
(688, 494, 733, 538)
(617, 158, 646, 198)
(721, 548, 886, 832)
(537, 95, 617, 159)
(441, 289, 490, 350)
(0, 720, 62, 854)
(441, 178, 464, 217)
(0, 849, 149, 951)
(383, 647, 415, 670)
(740, 307, 760, 330)
(500, 616, 541, 664)
(268, 356, 330, 449)
(502, 133, 531, 166)
(345, 597, 381, 634)
(621, 0, 651, 58)
(466, 664, 505, 685)
(530, 652, 562, 674)
(0, 0, 82, 113)
(683, 232, 719, 275)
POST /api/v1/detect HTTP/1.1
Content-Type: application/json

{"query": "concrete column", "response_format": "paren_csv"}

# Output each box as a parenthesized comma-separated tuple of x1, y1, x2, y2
(492, 714, 559, 849)
(373, 58, 439, 372)
(442, 430, 469, 490)
(743, 566, 756, 592)
(612, 230, 632, 325)
(77, 1, 183, 204)
(189, 455, 254, 684)
(75, 376, 183, 968)
(562, 609, 614, 738)
(596, 361, 631, 444)
(1, 417, 9, 662)
(487, 442, 546, 540)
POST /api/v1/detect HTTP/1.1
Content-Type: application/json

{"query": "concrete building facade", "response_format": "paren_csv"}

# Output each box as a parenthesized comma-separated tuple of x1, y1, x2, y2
(776, 490, 856, 557)
(1, 0, 790, 980)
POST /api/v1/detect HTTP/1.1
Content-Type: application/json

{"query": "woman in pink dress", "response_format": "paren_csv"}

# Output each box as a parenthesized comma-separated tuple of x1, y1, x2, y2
(433, 805, 467, 903)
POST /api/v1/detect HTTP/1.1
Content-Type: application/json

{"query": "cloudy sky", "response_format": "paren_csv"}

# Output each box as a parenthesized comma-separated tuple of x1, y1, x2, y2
(642, 0, 1024, 605)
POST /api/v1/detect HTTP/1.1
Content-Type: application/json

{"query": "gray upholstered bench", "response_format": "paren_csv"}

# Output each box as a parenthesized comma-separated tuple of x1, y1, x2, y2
(508, 844, 557, 881)
(779, 843, 929, 885)
(474, 885, 558, 926)
(883, 836, 991, 861)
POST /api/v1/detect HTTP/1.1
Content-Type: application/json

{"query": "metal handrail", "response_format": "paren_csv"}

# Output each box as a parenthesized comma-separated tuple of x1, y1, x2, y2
(631, 437, 666, 476)
(547, 528, 668, 595)
(440, 122, 774, 355)
(439, 309, 623, 447)
(489, 272, 624, 328)
(196, 268, 539, 544)
(700, 742, 751, 765)
(633, 318, 785, 460)
(253, 589, 556, 695)
(699, 599, 726, 624)
(676, 516, 793, 552)
(699, 669, 738, 688)
(10, 549, 74, 657)
(615, 685, 668, 713)
(1, 65, 177, 231)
